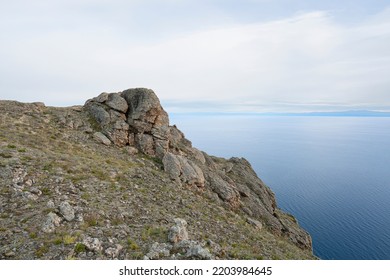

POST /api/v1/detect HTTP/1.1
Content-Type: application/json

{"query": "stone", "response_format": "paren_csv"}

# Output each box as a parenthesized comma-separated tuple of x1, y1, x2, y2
(163, 153, 205, 187)
(209, 175, 240, 208)
(23, 191, 39, 201)
(93, 92, 109, 103)
(105, 244, 123, 259)
(135, 134, 155, 155)
(85, 103, 110, 126)
(162, 153, 181, 180)
(93, 132, 111, 146)
(189, 147, 206, 164)
(4, 251, 16, 258)
(30, 187, 42, 196)
(125, 146, 138, 155)
(59, 201, 75, 222)
(82, 236, 103, 253)
(105, 93, 128, 113)
(122, 88, 169, 131)
(47, 200, 55, 208)
(246, 217, 263, 230)
(172, 240, 214, 260)
(168, 218, 189, 244)
(185, 243, 213, 260)
(144, 242, 172, 260)
(42, 212, 62, 233)
(181, 159, 205, 188)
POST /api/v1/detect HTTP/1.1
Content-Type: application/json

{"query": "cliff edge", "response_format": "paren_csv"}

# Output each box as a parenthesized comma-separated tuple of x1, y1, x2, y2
(0, 88, 314, 260)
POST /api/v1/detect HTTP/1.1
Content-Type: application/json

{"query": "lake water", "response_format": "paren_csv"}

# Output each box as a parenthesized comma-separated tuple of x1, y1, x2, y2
(170, 114, 390, 260)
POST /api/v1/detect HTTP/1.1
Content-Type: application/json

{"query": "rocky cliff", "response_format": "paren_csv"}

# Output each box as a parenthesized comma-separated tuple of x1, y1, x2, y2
(0, 88, 314, 260)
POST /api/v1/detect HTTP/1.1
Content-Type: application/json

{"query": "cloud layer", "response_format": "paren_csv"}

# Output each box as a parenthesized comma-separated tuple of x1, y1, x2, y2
(0, 2, 389, 112)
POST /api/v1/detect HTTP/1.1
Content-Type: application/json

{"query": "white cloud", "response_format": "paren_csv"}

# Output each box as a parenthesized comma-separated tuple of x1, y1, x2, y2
(0, 4, 389, 112)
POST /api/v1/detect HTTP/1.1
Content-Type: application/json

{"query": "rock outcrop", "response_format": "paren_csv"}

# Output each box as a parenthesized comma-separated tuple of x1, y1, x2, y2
(83, 88, 312, 250)
(84, 88, 170, 157)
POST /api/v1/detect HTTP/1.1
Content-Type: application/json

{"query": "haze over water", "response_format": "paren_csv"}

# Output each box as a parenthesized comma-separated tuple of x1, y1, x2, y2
(170, 114, 390, 260)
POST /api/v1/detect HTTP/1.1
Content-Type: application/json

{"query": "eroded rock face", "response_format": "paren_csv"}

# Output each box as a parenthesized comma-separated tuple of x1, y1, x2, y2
(84, 88, 170, 155)
(122, 88, 169, 132)
(163, 153, 205, 188)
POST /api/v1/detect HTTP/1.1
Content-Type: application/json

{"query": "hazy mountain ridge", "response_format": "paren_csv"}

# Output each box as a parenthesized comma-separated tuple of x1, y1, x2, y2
(0, 89, 315, 260)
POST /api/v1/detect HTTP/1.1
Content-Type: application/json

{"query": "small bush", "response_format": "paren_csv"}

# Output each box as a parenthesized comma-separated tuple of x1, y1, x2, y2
(63, 235, 76, 245)
(84, 213, 100, 227)
(74, 243, 87, 254)
(127, 238, 140, 250)
(35, 245, 49, 258)
(0, 152, 12, 158)
(41, 187, 51, 195)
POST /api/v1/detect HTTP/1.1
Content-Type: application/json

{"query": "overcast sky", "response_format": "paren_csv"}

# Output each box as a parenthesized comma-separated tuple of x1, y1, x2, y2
(1, 0, 389, 112)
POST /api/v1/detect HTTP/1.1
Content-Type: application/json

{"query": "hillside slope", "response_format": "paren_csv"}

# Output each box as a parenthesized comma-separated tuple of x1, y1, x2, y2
(0, 89, 314, 260)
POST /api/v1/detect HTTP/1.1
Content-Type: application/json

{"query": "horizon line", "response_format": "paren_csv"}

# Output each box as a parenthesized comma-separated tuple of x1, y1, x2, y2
(169, 110, 390, 117)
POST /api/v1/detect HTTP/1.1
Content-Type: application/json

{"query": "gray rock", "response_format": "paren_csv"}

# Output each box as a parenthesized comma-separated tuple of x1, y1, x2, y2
(136, 134, 155, 155)
(93, 92, 109, 103)
(82, 236, 103, 253)
(46, 200, 55, 208)
(209, 175, 240, 208)
(23, 191, 39, 201)
(163, 153, 205, 187)
(122, 88, 169, 131)
(85, 103, 110, 126)
(30, 187, 42, 196)
(144, 242, 172, 260)
(181, 159, 205, 188)
(162, 153, 181, 180)
(107, 122, 130, 147)
(125, 146, 138, 155)
(172, 240, 214, 260)
(93, 132, 111, 146)
(42, 212, 62, 233)
(59, 201, 75, 222)
(189, 147, 206, 164)
(185, 243, 213, 260)
(105, 244, 123, 259)
(105, 93, 128, 113)
(168, 218, 189, 244)
(246, 217, 263, 230)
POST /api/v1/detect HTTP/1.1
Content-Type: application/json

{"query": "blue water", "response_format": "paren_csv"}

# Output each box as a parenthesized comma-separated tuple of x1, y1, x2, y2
(170, 114, 390, 260)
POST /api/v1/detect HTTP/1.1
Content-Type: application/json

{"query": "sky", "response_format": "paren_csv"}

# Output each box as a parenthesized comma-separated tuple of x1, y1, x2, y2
(0, 0, 389, 113)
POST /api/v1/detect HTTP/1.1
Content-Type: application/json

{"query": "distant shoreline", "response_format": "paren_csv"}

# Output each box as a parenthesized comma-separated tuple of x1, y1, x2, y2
(170, 111, 390, 117)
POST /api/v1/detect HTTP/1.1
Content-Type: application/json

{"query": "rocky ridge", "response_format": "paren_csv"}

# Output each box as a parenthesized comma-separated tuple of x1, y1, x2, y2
(0, 88, 314, 260)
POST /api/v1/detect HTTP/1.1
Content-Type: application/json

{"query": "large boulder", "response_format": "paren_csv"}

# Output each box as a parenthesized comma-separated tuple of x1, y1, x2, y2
(105, 93, 128, 113)
(122, 88, 169, 132)
(84, 88, 170, 155)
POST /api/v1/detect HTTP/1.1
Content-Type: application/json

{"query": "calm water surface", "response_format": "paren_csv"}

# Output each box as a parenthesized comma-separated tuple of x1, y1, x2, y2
(170, 114, 390, 260)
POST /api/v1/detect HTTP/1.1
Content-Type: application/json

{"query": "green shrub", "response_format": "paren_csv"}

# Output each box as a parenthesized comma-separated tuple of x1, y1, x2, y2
(74, 243, 87, 254)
